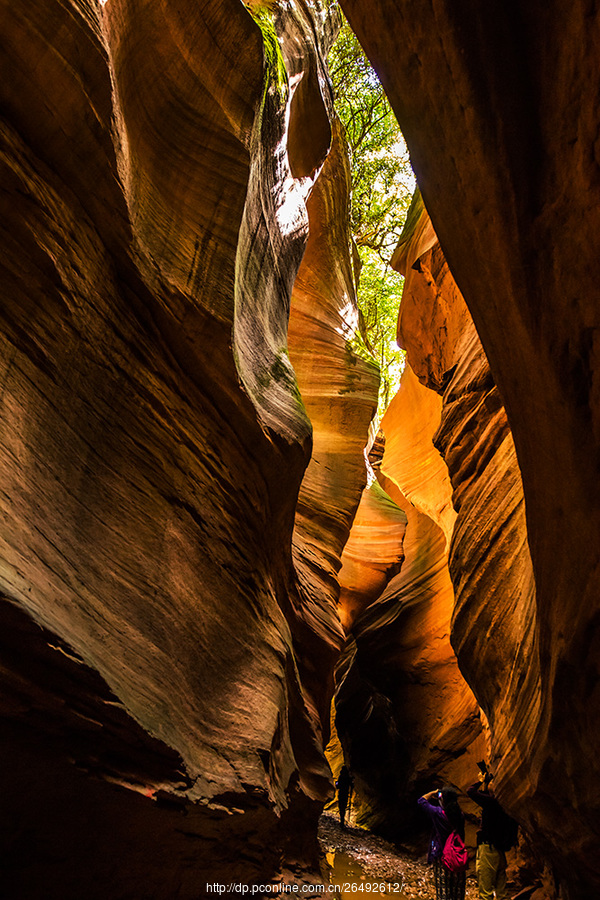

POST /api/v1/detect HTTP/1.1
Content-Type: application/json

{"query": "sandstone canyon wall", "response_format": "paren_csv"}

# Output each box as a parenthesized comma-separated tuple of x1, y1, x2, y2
(3, 0, 600, 897)
(333, 380, 487, 840)
(339, 1, 600, 890)
(388, 191, 539, 848)
(0, 1, 378, 895)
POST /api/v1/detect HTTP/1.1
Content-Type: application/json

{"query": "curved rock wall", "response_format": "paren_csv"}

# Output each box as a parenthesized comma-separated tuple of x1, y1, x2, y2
(332, 479, 409, 833)
(334, 361, 484, 838)
(340, 3, 600, 895)
(397, 189, 540, 760)
(391, 191, 558, 884)
(0, 1, 377, 894)
(289, 114, 380, 739)
(5, 0, 599, 893)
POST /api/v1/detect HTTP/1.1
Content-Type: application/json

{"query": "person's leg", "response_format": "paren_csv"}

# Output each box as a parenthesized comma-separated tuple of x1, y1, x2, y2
(447, 868, 466, 900)
(494, 850, 509, 900)
(476, 844, 498, 900)
(433, 857, 445, 900)
(338, 793, 348, 828)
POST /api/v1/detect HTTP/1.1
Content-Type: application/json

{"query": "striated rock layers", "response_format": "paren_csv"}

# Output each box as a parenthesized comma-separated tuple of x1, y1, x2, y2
(0, 1, 378, 896)
(389, 191, 538, 842)
(334, 364, 485, 839)
(340, 2, 600, 895)
(289, 116, 379, 739)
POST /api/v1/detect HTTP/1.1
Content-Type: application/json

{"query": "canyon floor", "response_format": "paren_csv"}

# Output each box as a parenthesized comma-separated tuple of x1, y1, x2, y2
(318, 813, 480, 899)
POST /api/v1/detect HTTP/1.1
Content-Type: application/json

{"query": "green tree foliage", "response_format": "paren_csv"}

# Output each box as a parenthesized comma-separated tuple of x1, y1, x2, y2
(328, 14, 414, 415)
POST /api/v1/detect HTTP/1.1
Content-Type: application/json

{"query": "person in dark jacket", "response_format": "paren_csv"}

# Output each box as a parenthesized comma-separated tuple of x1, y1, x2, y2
(467, 769, 518, 900)
(418, 786, 467, 900)
(335, 765, 353, 830)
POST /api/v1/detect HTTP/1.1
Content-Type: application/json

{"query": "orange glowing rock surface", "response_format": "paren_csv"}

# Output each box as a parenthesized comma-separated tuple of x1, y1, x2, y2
(339, 3, 600, 889)
(0, 1, 373, 893)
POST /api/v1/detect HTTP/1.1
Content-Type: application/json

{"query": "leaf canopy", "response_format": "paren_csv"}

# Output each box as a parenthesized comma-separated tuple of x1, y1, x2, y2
(328, 13, 414, 416)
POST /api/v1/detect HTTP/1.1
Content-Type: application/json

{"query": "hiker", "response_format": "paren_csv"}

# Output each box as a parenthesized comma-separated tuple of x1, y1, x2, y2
(335, 765, 353, 830)
(418, 786, 467, 900)
(467, 764, 519, 900)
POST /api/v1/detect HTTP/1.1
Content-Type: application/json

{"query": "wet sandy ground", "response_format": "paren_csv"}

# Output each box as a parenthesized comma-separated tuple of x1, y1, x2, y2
(319, 813, 480, 900)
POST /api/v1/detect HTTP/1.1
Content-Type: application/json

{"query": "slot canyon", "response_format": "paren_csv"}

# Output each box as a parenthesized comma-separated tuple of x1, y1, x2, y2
(1, 1, 599, 898)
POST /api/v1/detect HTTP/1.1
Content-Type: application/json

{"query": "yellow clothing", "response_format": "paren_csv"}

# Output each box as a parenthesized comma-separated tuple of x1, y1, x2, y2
(475, 844, 508, 900)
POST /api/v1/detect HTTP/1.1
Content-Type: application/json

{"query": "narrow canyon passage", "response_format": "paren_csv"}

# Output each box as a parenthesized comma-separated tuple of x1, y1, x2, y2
(0, 2, 599, 899)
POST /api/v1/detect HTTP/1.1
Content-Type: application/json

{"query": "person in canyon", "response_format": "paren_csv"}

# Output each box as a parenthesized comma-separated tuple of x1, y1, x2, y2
(418, 786, 467, 900)
(467, 766, 518, 900)
(335, 765, 354, 830)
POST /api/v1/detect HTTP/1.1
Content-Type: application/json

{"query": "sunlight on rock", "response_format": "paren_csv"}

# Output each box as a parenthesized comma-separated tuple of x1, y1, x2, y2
(0, 0, 599, 897)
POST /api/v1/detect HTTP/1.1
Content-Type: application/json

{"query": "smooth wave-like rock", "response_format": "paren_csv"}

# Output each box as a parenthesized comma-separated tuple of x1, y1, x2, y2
(333, 364, 484, 837)
(338, 478, 408, 634)
(5, 0, 600, 894)
(333, 477, 410, 833)
(0, 1, 374, 894)
(289, 113, 380, 739)
(392, 191, 542, 878)
(341, 3, 600, 894)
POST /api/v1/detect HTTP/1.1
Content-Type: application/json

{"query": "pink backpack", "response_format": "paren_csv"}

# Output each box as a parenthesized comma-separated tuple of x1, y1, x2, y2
(441, 830, 468, 872)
